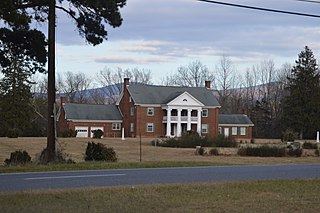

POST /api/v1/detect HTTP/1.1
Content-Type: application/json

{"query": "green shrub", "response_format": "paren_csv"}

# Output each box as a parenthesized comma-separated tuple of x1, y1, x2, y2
(237, 147, 247, 156)
(212, 134, 238, 148)
(209, 148, 219, 156)
(7, 128, 20, 138)
(85, 142, 117, 162)
(59, 129, 77, 138)
(287, 148, 303, 157)
(282, 129, 296, 142)
(159, 131, 211, 148)
(198, 147, 205, 156)
(92, 129, 104, 139)
(37, 148, 75, 164)
(238, 145, 286, 157)
(4, 150, 31, 165)
(302, 142, 318, 149)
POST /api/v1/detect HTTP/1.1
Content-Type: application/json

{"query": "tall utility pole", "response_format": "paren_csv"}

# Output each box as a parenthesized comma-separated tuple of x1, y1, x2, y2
(47, 0, 56, 162)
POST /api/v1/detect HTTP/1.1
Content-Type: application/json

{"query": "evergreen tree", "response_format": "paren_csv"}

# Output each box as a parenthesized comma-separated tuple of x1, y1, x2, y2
(0, 62, 33, 136)
(0, 0, 126, 160)
(282, 46, 320, 139)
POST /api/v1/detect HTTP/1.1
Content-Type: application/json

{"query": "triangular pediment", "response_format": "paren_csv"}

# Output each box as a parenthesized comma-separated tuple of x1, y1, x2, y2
(167, 92, 204, 107)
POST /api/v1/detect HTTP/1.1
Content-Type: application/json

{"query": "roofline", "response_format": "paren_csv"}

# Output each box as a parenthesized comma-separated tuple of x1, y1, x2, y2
(115, 90, 123, 106)
(127, 85, 137, 104)
(218, 124, 254, 127)
(67, 119, 123, 123)
(138, 104, 162, 107)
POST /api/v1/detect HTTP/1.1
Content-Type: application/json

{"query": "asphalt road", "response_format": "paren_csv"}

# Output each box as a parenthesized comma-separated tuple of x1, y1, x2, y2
(1, 164, 320, 192)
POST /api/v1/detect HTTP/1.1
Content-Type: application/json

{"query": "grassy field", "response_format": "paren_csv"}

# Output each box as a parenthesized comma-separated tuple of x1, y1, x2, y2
(1, 137, 320, 167)
(1, 137, 320, 212)
(1, 179, 320, 212)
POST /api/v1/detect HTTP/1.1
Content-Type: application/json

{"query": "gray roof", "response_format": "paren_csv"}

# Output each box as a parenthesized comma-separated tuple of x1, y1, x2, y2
(63, 103, 122, 121)
(219, 114, 254, 126)
(127, 84, 220, 107)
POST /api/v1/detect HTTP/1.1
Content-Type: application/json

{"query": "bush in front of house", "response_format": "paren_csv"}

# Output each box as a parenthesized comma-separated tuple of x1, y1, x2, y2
(209, 148, 219, 156)
(158, 131, 211, 148)
(7, 128, 20, 138)
(281, 129, 296, 142)
(92, 129, 104, 139)
(212, 134, 238, 148)
(198, 147, 205, 156)
(36, 147, 75, 164)
(286, 148, 303, 157)
(4, 150, 31, 165)
(59, 129, 77, 138)
(302, 142, 318, 149)
(238, 145, 286, 157)
(158, 131, 240, 148)
(85, 142, 117, 162)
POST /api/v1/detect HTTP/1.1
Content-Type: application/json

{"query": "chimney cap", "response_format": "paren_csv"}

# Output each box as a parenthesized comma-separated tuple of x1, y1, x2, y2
(205, 80, 211, 89)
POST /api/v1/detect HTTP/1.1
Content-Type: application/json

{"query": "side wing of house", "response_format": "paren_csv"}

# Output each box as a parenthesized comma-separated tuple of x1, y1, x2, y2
(58, 101, 123, 138)
(218, 114, 254, 141)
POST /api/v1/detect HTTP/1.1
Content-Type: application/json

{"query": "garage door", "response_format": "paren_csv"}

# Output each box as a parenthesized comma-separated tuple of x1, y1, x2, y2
(90, 127, 104, 138)
(75, 126, 89, 138)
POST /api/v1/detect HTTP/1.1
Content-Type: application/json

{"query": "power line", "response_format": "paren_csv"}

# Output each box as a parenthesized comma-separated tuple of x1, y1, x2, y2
(295, 0, 320, 4)
(197, 0, 320, 18)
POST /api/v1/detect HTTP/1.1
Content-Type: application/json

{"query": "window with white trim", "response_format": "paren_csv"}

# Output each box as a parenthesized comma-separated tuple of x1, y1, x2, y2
(201, 124, 208, 133)
(130, 123, 134, 132)
(147, 107, 154, 116)
(130, 107, 134, 116)
(112, 123, 121, 130)
(202, 109, 208, 117)
(146, 123, 154, 132)
(240, 127, 247, 136)
(232, 127, 237, 135)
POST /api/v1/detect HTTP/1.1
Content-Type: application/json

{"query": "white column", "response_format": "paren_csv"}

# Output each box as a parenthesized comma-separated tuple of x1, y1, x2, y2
(317, 131, 319, 143)
(187, 109, 192, 131)
(197, 109, 202, 135)
(121, 128, 125, 140)
(177, 108, 182, 137)
(166, 108, 171, 137)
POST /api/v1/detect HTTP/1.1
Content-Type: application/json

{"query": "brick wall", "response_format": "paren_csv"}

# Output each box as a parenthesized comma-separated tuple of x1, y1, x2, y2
(201, 108, 220, 136)
(135, 106, 165, 137)
(219, 125, 253, 141)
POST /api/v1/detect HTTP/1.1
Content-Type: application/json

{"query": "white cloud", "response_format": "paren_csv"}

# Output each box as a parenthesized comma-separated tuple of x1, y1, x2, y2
(52, 0, 320, 80)
(94, 55, 176, 64)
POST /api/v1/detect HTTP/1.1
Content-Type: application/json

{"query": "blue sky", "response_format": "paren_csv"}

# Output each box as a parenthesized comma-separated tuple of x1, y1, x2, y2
(52, 0, 320, 83)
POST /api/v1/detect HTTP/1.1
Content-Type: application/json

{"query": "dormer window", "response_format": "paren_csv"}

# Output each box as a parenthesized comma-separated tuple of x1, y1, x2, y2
(183, 99, 187, 102)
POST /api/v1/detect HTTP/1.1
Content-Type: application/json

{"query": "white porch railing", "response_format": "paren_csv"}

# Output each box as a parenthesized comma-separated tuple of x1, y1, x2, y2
(163, 116, 198, 122)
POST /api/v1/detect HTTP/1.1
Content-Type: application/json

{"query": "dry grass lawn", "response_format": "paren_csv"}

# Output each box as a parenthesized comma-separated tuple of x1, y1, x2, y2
(0, 137, 319, 165)
(1, 180, 320, 212)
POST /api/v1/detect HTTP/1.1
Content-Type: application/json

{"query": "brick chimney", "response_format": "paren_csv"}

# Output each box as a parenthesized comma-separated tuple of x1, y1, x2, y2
(205, 80, 211, 89)
(124, 78, 129, 87)
(60, 97, 66, 105)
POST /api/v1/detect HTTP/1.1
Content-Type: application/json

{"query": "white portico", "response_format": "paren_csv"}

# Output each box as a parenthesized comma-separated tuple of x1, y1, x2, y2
(162, 92, 204, 137)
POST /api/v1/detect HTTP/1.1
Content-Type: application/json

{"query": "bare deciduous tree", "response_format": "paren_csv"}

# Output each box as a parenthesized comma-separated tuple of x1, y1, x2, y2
(213, 56, 236, 112)
(96, 67, 152, 103)
(162, 61, 214, 87)
(58, 71, 91, 103)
